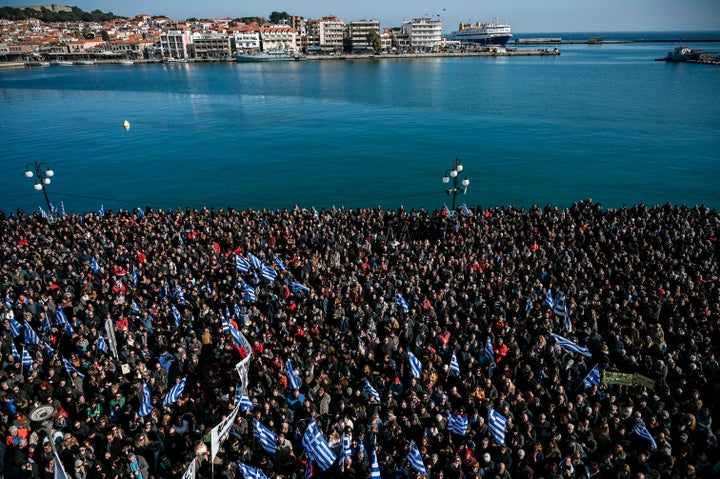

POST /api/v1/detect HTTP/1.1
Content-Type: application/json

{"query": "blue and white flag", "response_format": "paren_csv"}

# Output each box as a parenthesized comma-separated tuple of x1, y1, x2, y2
(60, 201, 67, 217)
(236, 255, 250, 273)
(447, 413, 468, 436)
(459, 203, 470, 216)
(132, 267, 138, 286)
(408, 351, 422, 379)
(286, 359, 301, 390)
(260, 263, 277, 282)
(171, 304, 182, 327)
(395, 291, 409, 313)
(139, 381, 153, 418)
(488, 407, 507, 446)
(632, 421, 657, 450)
(9, 317, 21, 338)
(247, 252, 262, 270)
(62, 356, 85, 379)
(159, 352, 173, 371)
(485, 336, 495, 364)
(10, 340, 20, 360)
(406, 440, 427, 476)
(55, 307, 68, 325)
(290, 282, 310, 294)
(237, 388, 254, 411)
(237, 461, 269, 479)
(99, 204, 105, 218)
(38, 206, 48, 219)
(525, 297, 533, 312)
(174, 285, 186, 305)
(96, 335, 108, 354)
(64, 321, 75, 335)
(340, 432, 353, 469)
(243, 283, 256, 302)
(22, 348, 34, 368)
(225, 321, 246, 350)
(90, 258, 100, 275)
(550, 333, 592, 358)
(363, 378, 381, 402)
(254, 419, 278, 456)
(129, 300, 140, 315)
(545, 289, 555, 309)
(371, 442, 381, 479)
(24, 320, 40, 345)
(449, 351, 461, 376)
(41, 315, 51, 332)
(234, 302, 242, 320)
(3, 293, 12, 309)
(302, 419, 336, 471)
(163, 377, 186, 407)
(581, 364, 601, 389)
(274, 256, 286, 272)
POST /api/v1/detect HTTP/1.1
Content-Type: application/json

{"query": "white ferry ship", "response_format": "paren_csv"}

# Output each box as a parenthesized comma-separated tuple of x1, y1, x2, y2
(450, 19, 512, 46)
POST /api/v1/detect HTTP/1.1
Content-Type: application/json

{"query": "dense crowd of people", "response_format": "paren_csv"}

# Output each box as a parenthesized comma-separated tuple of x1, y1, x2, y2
(1, 200, 719, 479)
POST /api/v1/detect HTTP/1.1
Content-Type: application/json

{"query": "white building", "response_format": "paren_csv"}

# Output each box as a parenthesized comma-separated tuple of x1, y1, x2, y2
(347, 19, 380, 53)
(233, 31, 261, 52)
(160, 30, 190, 59)
(403, 17, 443, 52)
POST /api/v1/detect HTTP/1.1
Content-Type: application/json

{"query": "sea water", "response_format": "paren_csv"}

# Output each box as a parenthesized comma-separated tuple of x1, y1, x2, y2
(1, 35, 719, 214)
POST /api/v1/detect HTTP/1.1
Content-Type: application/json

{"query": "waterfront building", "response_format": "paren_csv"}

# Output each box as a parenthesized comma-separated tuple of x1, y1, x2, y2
(346, 19, 381, 53)
(307, 16, 345, 54)
(257, 25, 297, 53)
(232, 29, 261, 52)
(403, 17, 443, 52)
(190, 32, 232, 58)
(160, 29, 191, 59)
(107, 36, 154, 59)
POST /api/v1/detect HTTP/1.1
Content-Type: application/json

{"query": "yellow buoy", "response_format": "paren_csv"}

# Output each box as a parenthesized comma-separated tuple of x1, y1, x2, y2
(123, 120, 130, 131)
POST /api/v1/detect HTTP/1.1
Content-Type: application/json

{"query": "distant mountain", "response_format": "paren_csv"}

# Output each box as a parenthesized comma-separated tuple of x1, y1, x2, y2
(0, 4, 123, 22)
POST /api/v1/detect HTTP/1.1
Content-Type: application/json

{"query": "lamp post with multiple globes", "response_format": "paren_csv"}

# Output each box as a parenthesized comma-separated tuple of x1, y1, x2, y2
(442, 156, 470, 211)
(25, 161, 55, 220)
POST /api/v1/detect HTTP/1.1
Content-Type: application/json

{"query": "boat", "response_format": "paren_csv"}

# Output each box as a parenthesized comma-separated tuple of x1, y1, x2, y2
(164, 57, 187, 63)
(235, 49, 303, 62)
(450, 18, 512, 46)
(38, 61, 51, 67)
(54, 60, 74, 66)
(76, 60, 96, 65)
(119, 60, 134, 65)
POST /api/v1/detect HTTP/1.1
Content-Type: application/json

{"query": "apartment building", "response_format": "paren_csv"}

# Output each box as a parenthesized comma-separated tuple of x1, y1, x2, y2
(160, 30, 191, 59)
(346, 19, 380, 53)
(403, 17, 443, 52)
(190, 32, 232, 58)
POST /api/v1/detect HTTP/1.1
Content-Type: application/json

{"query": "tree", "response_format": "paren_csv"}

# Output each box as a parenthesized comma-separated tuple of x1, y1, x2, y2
(101, 30, 110, 42)
(268, 11, 290, 24)
(367, 30, 382, 53)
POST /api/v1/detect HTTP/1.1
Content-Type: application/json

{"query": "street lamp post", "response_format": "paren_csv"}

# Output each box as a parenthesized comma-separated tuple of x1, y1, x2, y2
(25, 161, 55, 218)
(442, 157, 470, 210)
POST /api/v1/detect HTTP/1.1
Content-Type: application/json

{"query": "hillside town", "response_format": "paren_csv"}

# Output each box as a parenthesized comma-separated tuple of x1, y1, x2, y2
(0, 4, 447, 62)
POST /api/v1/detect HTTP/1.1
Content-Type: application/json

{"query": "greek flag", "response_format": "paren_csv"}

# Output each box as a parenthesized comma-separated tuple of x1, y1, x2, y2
(371, 442, 381, 479)
(364, 378, 381, 402)
(447, 413, 468, 436)
(234, 302, 242, 319)
(10, 340, 20, 360)
(171, 304, 182, 327)
(159, 352, 173, 371)
(449, 351, 461, 376)
(460, 202, 470, 216)
(290, 282, 310, 293)
(55, 307, 68, 325)
(488, 407, 507, 446)
(225, 321, 246, 350)
(132, 268, 138, 286)
(406, 440, 427, 476)
(632, 421, 657, 450)
(395, 291, 409, 313)
(90, 258, 100, 274)
(60, 201, 67, 217)
(174, 285, 185, 305)
(260, 263, 277, 282)
(526, 297, 533, 312)
(243, 283, 256, 302)
(138, 381, 153, 418)
(408, 351, 422, 379)
(550, 333, 593, 358)
(247, 252, 262, 270)
(22, 347, 33, 368)
(581, 364, 601, 389)
(253, 419, 278, 456)
(62, 356, 85, 379)
(39, 206, 48, 219)
(545, 289, 555, 309)
(64, 321, 75, 335)
(4, 293, 11, 309)
(340, 432, 352, 469)
(274, 256, 286, 271)
(236, 255, 250, 273)
(237, 461, 270, 479)
(485, 336, 495, 364)
(41, 315, 51, 332)
(163, 377, 186, 407)
(24, 320, 40, 345)
(129, 300, 140, 315)
(286, 359, 301, 390)
(99, 204, 105, 218)
(302, 419, 336, 471)
(237, 388, 254, 411)
(9, 317, 21, 338)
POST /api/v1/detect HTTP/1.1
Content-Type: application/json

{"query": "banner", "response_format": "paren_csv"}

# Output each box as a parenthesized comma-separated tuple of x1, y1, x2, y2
(211, 403, 241, 460)
(602, 371, 655, 389)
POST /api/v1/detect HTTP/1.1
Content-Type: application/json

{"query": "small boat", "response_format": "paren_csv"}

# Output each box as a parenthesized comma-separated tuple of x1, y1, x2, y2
(54, 60, 74, 66)
(164, 57, 187, 63)
(76, 60, 96, 65)
(119, 60, 134, 65)
(38, 61, 51, 67)
(236, 49, 302, 62)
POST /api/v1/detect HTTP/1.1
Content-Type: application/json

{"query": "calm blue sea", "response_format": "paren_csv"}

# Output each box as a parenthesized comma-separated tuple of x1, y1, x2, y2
(1, 32, 719, 214)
